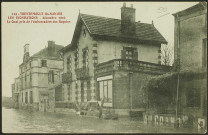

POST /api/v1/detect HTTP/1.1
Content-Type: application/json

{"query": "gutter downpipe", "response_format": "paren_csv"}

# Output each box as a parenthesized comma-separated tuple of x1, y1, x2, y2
(175, 14, 180, 128)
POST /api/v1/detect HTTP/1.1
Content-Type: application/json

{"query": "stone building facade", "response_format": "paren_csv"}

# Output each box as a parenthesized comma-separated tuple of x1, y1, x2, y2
(60, 3, 170, 116)
(173, 2, 207, 129)
(13, 41, 64, 111)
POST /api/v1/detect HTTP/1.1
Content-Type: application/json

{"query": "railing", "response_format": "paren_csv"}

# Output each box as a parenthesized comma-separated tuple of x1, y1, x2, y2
(95, 59, 171, 76)
(75, 67, 90, 80)
(62, 72, 72, 83)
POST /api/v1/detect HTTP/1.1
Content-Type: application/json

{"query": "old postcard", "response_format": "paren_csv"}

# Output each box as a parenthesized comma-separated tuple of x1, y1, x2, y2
(1, 1, 207, 133)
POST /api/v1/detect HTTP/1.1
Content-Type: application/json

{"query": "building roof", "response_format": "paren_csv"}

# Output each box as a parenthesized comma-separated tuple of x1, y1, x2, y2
(61, 13, 168, 53)
(80, 13, 167, 44)
(32, 44, 63, 59)
(172, 2, 207, 17)
(20, 44, 64, 66)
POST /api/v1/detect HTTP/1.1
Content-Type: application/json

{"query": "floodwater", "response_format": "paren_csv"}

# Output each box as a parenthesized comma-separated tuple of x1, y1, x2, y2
(2, 107, 204, 133)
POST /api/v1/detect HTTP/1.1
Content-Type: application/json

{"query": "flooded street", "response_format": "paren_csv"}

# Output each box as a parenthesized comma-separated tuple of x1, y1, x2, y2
(2, 107, 202, 133)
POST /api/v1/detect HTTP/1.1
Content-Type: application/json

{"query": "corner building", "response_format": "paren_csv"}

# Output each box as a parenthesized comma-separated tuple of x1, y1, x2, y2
(60, 4, 171, 116)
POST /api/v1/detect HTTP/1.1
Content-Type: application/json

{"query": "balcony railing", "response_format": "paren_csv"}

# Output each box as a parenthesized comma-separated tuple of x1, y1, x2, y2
(75, 67, 90, 80)
(62, 72, 72, 83)
(95, 59, 171, 76)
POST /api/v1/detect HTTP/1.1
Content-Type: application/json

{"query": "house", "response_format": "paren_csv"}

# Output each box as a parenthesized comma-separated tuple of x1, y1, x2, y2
(59, 3, 170, 116)
(172, 2, 207, 129)
(13, 41, 64, 111)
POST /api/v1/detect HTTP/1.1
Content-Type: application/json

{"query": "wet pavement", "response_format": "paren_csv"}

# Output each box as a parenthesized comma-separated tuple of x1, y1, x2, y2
(2, 107, 205, 133)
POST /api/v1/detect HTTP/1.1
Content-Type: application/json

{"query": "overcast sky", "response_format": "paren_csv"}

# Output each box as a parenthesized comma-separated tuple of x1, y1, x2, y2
(2, 2, 198, 97)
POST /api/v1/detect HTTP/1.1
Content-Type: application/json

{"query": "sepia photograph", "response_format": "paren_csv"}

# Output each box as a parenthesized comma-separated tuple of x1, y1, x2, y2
(1, 1, 207, 133)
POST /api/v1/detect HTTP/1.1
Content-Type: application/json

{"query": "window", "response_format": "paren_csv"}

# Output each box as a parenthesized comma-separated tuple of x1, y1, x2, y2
(68, 84, 71, 101)
(74, 50, 79, 69)
(202, 38, 207, 67)
(87, 81, 91, 101)
(99, 80, 112, 103)
(67, 56, 72, 73)
(30, 91, 33, 103)
(25, 92, 28, 104)
(30, 72, 32, 82)
(187, 89, 200, 108)
(48, 70, 54, 83)
(41, 60, 47, 67)
(121, 47, 138, 60)
(82, 48, 88, 67)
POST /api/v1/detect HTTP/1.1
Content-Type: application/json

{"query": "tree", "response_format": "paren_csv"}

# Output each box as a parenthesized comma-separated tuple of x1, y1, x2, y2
(161, 43, 174, 66)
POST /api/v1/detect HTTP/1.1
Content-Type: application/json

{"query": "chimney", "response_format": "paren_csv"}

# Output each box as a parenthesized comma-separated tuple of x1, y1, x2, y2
(121, 3, 136, 35)
(23, 44, 30, 62)
(24, 44, 29, 54)
(48, 40, 55, 56)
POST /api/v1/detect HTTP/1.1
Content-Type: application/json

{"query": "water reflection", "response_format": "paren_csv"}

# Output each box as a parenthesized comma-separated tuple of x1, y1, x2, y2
(2, 107, 203, 133)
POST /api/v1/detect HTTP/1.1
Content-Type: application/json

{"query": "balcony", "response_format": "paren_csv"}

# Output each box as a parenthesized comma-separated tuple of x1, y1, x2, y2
(75, 67, 90, 80)
(95, 59, 171, 77)
(62, 72, 72, 83)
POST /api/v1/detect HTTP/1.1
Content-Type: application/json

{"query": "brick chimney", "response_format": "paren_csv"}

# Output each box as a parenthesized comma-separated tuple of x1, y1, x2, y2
(48, 41, 55, 56)
(121, 3, 136, 35)
(23, 44, 30, 62)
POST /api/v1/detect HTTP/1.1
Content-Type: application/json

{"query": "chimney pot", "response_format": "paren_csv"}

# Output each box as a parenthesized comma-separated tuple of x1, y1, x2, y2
(123, 2, 126, 7)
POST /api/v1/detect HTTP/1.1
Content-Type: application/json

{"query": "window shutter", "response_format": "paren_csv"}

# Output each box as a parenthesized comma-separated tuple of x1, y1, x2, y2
(52, 71, 54, 83)
(133, 51, 138, 60)
(121, 50, 126, 59)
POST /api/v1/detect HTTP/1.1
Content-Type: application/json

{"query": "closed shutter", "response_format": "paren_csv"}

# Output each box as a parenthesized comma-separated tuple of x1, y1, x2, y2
(133, 51, 138, 60)
(121, 50, 126, 59)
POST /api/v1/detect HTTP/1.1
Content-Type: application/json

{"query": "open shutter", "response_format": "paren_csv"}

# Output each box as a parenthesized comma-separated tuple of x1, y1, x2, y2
(133, 51, 138, 60)
(121, 50, 126, 59)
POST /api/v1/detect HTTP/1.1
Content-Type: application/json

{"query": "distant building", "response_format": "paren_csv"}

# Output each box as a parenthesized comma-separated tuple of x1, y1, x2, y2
(59, 3, 170, 116)
(173, 2, 207, 129)
(13, 41, 64, 111)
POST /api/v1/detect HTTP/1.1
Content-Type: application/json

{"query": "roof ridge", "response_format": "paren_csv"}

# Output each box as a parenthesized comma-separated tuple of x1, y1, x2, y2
(80, 13, 153, 25)
(80, 13, 120, 21)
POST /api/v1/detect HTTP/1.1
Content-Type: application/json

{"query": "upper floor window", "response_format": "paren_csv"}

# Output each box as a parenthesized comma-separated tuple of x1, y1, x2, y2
(74, 49, 79, 69)
(202, 38, 207, 67)
(30, 72, 32, 82)
(48, 70, 54, 83)
(67, 56, 72, 73)
(83, 50, 88, 67)
(41, 60, 47, 67)
(121, 47, 138, 60)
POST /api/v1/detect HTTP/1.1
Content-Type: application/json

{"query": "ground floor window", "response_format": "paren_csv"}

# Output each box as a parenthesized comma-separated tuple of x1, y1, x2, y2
(25, 92, 28, 104)
(99, 80, 112, 103)
(30, 91, 33, 103)
(187, 88, 200, 108)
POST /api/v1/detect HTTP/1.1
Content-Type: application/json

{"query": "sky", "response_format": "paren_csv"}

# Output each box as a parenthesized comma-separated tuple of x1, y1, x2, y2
(2, 2, 198, 97)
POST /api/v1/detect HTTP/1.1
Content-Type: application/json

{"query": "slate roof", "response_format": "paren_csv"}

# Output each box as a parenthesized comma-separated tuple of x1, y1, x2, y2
(32, 44, 64, 59)
(80, 13, 167, 44)
(172, 2, 207, 17)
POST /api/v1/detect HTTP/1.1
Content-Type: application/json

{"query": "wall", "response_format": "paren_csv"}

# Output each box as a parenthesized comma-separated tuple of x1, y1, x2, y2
(97, 40, 161, 64)
(174, 9, 207, 70)
(113, 71, 157, 109)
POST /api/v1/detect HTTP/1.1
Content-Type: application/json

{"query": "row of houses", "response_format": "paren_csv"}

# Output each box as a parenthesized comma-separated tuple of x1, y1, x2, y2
(11, 2, 206, 124)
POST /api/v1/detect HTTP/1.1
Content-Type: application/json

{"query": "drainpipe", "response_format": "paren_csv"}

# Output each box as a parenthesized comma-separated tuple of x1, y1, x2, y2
(175, 14, 180, 128)
(129, 72, 133, 111)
